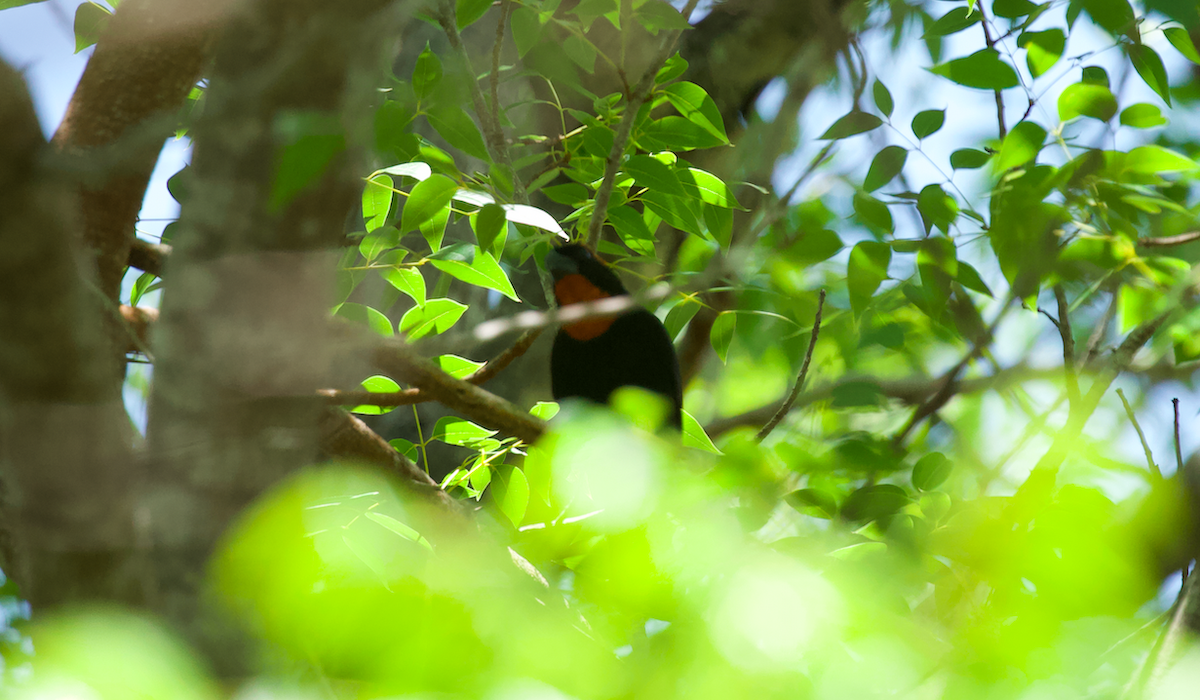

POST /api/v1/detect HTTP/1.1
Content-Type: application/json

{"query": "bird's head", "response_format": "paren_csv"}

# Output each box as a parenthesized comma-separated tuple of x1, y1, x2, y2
(545, 243, 629, 340)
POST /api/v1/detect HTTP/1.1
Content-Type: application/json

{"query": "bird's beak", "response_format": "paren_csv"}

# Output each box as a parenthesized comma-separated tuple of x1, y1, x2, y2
(545, 248, 579, 280)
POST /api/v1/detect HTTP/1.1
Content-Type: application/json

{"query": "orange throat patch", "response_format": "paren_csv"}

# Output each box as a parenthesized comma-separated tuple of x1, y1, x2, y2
(555, 274, 616, 341)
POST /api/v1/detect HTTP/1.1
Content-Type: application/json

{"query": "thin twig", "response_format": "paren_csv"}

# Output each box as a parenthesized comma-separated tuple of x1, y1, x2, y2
(1138, 231, 1200, 248)
(1083, 284, 1119, 365)
(976, 4, 1007, 139)
(436, 0, 526, 202)
(490, 0, 511, 141)
(1116, 388, 1162, 481)
(756, 290, 826, 442)
(585, 0, 701, 248)
(1174, 397, 1184, 475)
(1054, 285, 1080, 408)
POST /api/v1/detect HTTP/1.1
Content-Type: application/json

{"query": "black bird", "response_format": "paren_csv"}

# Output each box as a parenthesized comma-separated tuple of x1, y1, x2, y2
(546, 243, 682, 429)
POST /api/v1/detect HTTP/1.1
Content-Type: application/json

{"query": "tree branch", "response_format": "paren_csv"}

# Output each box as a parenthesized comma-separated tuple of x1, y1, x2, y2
(1054, 284, 1081, 408)
(323, 327, 542, 406)
(756, 289, 825, 442)
(128, 238, 171, 277)
(585, 0, 702, 248)
(318, 408, 460, 510)
(436, 0, 525, 202)
(371, 337, 547, 444)
(1138, 231, 1200, 248)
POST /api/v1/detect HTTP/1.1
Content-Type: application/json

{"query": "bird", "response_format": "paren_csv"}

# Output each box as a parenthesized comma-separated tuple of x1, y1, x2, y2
(545, 243, 683, 429)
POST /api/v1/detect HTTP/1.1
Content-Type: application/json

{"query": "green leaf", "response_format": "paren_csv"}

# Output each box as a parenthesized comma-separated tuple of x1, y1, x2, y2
(362, 174, 394, 232)
(456, 0, 492, 29)
(389, 438, 419, 462)
(433, 416, 498, 446)
(710, 312, 736, 363)
(841, 484, 909, 523)
(431, 248, 520, 301)
(642, 115, 727, 151)
(0, 0, 49, 10)
(873, 80, 894, 118)
(863, 146, 908, 192)
(474, 204, 507, 254)
(847, 241, 891, 314)
(382, 267, 426, 306)
(399, 298, 468, 340)
(656, 53, 689, 83)
(681, 410, 721, 453)
(624, 155, 686, 197)
(378, 162, 432, 181)
(503, 203, 565, 237)
(608, 205, 657, 256)
(427, 105, 490, 161)
(929, 49, 1020, 90)
(635, 0, 692, 34)
(956, 262, 993, 297)
(994, 121, 1046, 171)
(436, 354, 485, 379)
(364, 511, 432, 551)
(678, 167, 741, 209)
(1165, 27, 1200, 64)
(950, 148, 992, 169)
(664, 299, 700, 340)
(361, 375, 401, 393)
(1082, 65, 1110, 86)
(563, 34, 597, 73)
(911, 109, 946, 139)
(1123, 145, 1197, 174)
(1080, 0, 1134, 34)
(993, 0, 1038, 18)
(1057, 82, 1117, 121)
(785, 488, 839, 519)
(335, 302, 393, 337)
(927, 6, 980, 35)
(917, 185, 959, 234)
(421, 205, 450, 252)
(1018, 29, 1065, 77)
(792, 229, 843, 264)
(129, 271, 158, 307)
(1119, 103, 1168, 128)
(401, 174, 457, 234)
(662, 81, 728, 142)
(73, 1, 110, 53)
(819, 110, 883, 140)
(510, 7, 543, 57)
(412, 43, 442, 100)
(530, 401, 560, 420)
(1129, 44, 1171, 106)
(913, 453, 952, 491)
(853, 192, 894, 235)
(497, 467, 529, 527)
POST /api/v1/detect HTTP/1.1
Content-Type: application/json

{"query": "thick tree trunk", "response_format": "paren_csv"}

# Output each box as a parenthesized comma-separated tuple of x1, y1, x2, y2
(140, 0, 408, 673)
(0, 62, 140, 607)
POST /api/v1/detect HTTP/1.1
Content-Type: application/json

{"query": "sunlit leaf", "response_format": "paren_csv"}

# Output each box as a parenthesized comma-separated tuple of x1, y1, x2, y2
(430, 248, 520, 301)
(1128, 44, 1171, 106)
(382, 267, 426, 306)
(1018, 28, 1065, 76)
(1119, 103, 1168, 128)
(401, 174, 457, 233)
(1057, 83, 1117, 121)
(662, 81, 728, 142)
(681, 410, 721, 453)
(994, 121, 1046, 171)
(818, 111, 883, 140)
(710, 312, 736, 363)
(864, 146, 907, 192)
(929, 49, 1020, 90)
(399, 298, 467, 340)
(847, 241, 891, 314)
